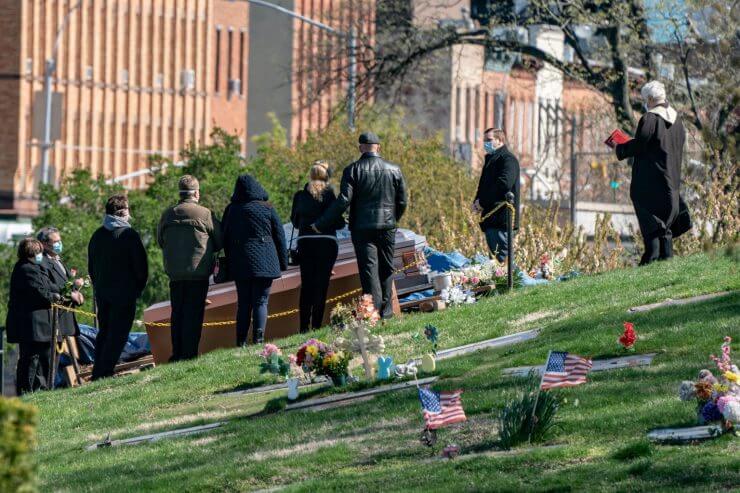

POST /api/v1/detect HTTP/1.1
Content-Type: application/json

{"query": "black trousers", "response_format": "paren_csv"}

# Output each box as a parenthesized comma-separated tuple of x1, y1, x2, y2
(92, 299, 136, 380)
(235, 278, 273, 346)
(169, 280, 210, 361)
(298, 238, 339, 332)
(640, 230, 673, 266)
(352, 228, 396, 319)
(16, 341, 52, 395)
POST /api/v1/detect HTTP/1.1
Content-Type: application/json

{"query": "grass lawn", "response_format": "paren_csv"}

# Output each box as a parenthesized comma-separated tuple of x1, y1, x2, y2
(25, 252, 740, 492)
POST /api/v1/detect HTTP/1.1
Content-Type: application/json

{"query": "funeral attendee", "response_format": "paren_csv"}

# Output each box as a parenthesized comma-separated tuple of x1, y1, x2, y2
(313, 132, 407, 319)
(6, 238, 61, 394)
(36, 226, 82, 341)
(290, 160, 345, 333)
(88, 194, 149, 379)
(472, 128, 520, 263)
(158, 175, 223, 361)
(223, 174, 287, 346)
(614, 80, 685, 265)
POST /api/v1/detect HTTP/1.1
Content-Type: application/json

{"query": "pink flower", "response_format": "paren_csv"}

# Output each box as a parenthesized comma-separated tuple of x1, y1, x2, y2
(471, 277, 480, 285)
(460, 275, 468, 284)
(288, 354, 297, 365)
(73, 278, 84, 289)
(260, 343, 282, 359)
(495, 268, 506, 277)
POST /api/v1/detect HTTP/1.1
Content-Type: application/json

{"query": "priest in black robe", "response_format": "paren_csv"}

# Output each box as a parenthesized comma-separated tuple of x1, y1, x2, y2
(614, 80, 685, 265)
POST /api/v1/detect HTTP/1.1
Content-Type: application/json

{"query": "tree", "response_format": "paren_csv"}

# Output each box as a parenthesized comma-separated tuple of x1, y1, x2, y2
(313, 1, 737, 161)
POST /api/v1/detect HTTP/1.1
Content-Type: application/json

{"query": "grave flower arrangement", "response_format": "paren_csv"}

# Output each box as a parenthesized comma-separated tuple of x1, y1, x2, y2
(450, 263, 495, 290)
(678, 336, 739, 428)
(295, 338, 351, 385)
(334, 295, 385, 380)
(618, 322, 637, 351)
(258, 344, 292, 379)
(440, 285, 475, 306)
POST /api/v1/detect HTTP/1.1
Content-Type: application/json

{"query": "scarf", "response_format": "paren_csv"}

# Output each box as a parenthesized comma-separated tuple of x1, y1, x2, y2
(103, 214, 131, 231)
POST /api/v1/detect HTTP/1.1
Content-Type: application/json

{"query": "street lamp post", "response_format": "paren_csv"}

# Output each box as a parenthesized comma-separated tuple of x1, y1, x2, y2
(234, 0, 357, 129)
(40, 0, 86, 186)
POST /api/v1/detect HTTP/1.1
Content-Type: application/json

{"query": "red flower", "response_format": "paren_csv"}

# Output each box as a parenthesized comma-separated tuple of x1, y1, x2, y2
(619, 322, 636, 349)
(296, 346, 307, 367)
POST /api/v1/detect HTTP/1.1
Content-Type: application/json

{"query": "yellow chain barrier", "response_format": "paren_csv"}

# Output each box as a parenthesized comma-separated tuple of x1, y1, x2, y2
(51, 259, 423, 328)
(479, 201, 516, 224)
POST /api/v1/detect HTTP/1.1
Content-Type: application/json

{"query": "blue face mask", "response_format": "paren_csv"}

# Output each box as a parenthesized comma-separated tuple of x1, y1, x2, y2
(52, 241, 63, 254)
(483, 141, 495, 154)
(34, 253, 44, 264)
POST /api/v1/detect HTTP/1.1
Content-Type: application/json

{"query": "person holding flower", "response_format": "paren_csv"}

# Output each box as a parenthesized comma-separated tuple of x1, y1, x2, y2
(36, 226, 81, 342)
(5, 238, 62, 394)
(290, 160, 346, 333)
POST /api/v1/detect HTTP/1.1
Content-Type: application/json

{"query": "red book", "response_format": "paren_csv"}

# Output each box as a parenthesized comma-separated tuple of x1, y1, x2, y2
(604, 129, 632, 148)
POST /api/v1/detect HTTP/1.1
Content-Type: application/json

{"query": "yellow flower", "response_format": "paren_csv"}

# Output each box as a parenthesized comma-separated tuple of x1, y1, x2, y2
(713, 383, 729, 393)
(306, 345, 318, 357)
(724, 371, 739, 383)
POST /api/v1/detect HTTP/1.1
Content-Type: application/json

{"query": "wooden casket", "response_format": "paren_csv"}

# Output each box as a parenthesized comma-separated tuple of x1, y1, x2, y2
(143, 227, 428, 364)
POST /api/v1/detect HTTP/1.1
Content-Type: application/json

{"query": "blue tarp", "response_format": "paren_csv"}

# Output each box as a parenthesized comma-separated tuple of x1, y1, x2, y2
(54, 325, 151, 388)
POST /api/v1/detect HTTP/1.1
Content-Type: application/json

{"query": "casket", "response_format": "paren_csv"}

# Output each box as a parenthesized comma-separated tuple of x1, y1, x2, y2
(143, 227, 428, 364)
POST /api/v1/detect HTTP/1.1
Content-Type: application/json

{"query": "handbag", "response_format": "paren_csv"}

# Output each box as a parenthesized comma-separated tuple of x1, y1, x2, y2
(670, 195, 692, 239)
(288, 225, 300, 266)
(214, 255, 231, 284)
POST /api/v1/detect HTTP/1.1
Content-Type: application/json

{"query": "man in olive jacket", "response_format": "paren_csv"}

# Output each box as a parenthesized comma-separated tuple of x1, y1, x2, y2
(314, 132, 407, 319)
(158, 175, 223, 361)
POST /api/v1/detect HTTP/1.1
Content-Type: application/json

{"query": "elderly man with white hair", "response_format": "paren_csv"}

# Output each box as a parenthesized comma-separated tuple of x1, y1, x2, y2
(614, 80, 686, 265)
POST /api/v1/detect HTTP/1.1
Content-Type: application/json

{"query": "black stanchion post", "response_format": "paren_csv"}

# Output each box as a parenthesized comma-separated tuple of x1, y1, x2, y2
(0, 326, 4, 396)
(506, 192, 515, 290)
(48, 306, 58, 390)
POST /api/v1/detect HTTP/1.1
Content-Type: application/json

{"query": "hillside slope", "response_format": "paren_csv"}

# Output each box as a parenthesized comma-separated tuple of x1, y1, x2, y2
(26, 252, 740, 492)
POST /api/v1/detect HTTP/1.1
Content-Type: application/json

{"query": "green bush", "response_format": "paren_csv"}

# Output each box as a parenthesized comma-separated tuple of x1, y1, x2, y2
(0, 398, 37, 492)
(496, 373, 560, 450)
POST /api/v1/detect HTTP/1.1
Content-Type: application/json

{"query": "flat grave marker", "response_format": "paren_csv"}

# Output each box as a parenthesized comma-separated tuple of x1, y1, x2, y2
(503, 353, 656, 378)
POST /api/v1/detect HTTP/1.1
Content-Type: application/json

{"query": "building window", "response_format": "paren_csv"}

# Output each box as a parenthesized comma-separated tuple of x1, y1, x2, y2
(239, 30, 245, 95)
(227, 28, 233, 82)
(214, 27, 222, 92)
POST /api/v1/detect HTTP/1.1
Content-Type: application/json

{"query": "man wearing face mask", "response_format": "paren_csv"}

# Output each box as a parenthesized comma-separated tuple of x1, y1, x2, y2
(88, 194, 149, 379)
(36, 226, 82, 345)
(473, 128, 521, 263)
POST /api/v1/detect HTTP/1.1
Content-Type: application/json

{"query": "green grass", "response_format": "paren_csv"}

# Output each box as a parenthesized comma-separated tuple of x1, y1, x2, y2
(25, 252, 740, 492)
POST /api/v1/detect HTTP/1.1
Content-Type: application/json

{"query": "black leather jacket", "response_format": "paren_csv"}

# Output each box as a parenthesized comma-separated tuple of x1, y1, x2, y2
(316, 152, 407, 232)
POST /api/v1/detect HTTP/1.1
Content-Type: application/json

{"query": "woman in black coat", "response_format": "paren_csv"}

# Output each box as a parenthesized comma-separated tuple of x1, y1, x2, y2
(290, 161, 345, 332)
(223, 174, 288, 346)
(614, 81, 685, 265)
(5, 238, 61, 394)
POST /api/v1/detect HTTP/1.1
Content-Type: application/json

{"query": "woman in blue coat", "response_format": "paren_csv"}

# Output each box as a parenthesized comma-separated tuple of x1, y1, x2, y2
(223, 174, 288, 346)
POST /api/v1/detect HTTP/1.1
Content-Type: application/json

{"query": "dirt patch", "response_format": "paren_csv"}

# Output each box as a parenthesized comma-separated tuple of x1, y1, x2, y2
(509, 310, 560, 328)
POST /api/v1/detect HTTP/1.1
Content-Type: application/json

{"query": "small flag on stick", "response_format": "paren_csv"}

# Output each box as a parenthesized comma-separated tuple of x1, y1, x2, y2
(541, 351, 593, 390)
(418, 387, 467, 430)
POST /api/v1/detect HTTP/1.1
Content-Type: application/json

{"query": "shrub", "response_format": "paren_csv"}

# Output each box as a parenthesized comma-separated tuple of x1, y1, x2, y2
(0, 398, 37, 492)
(496, 373, 560, 450)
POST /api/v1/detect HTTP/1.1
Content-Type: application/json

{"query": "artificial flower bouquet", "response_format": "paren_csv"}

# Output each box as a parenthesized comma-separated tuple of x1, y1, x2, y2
(678, 337, 739, 429)
(296, 338, 351, 385)
(440, 285, 475, 306)
(618, 322, 637, 351)
(258, 343, 291, 379)
(334, 295, 385, 379)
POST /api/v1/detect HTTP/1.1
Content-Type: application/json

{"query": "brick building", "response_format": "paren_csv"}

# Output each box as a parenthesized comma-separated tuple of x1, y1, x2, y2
(0, 0, 370, 235)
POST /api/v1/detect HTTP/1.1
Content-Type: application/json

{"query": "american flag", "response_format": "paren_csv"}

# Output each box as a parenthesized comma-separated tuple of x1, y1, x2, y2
(418, 387, 467, 430)
(541, 351, 593, 390)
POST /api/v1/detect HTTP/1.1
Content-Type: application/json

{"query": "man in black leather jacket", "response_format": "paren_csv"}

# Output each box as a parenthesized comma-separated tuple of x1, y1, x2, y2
(314, 132, 407, 318)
